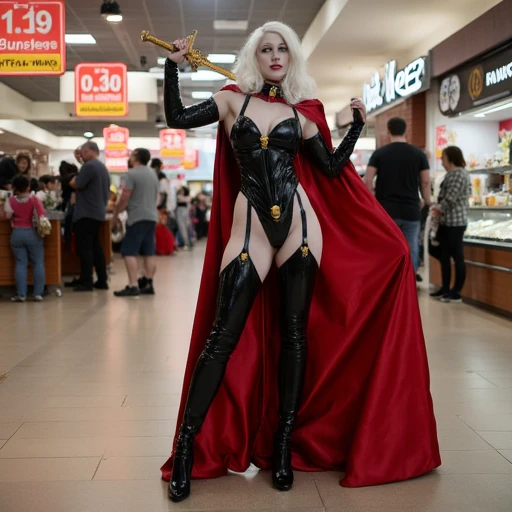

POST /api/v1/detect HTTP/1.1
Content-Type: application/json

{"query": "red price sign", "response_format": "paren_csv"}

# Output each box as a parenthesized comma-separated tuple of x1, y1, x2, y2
(75, 63, 128, 117)
(0, 0, 65, 75)
(103, 125, 129, 172)
(182, 148, 199, 170)
(160, 129, 186, 157)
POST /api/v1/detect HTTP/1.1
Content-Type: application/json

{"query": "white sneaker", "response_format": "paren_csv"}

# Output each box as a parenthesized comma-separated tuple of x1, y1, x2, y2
(34, 296, 43, 302)
(11, 296, 26, 303)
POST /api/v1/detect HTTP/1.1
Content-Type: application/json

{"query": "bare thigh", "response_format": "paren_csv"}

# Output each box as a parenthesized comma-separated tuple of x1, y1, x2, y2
(220, 193, 275, 282)
(275, 183, 323, 268)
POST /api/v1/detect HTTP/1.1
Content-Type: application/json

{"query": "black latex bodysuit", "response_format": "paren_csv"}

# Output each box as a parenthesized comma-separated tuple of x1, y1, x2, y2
(163, 58, 364, 251)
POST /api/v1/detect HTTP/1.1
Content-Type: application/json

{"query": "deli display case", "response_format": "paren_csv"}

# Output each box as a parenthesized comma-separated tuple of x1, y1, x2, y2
(430, 166, 512, 316)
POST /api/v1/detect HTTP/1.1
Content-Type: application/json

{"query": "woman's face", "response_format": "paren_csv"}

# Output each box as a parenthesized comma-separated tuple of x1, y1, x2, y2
(441, 153, 452, 171)
(17, 158, 29, 173)
(256, 32, 289, 84)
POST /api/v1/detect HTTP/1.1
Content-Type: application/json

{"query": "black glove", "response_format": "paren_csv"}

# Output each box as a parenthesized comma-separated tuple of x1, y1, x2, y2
(302, 117, 364, 178)
(164, 59, 220, 129)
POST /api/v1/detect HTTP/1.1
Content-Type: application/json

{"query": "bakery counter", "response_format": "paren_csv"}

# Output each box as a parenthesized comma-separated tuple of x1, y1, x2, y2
(0, 219, 62, 286)
(430, 240, 512, 316)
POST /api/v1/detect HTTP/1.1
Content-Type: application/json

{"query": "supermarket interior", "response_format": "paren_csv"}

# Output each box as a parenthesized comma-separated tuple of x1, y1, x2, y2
(0, 1, 512, 511)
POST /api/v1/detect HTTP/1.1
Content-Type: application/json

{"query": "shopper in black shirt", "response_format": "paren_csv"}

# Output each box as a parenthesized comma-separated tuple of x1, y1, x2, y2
(365, 117, 431, 274)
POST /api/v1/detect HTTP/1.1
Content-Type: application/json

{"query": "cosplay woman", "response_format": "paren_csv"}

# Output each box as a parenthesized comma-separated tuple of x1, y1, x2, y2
(161, 21, 440, 503)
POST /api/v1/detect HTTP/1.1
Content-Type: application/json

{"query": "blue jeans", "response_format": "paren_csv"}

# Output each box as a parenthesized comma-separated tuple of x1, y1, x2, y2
(10, 228, 45, 297)
(393, 218, 421, 272)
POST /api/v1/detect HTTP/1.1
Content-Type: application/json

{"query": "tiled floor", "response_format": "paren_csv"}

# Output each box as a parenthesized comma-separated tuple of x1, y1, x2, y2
(1, 243, 512, 511)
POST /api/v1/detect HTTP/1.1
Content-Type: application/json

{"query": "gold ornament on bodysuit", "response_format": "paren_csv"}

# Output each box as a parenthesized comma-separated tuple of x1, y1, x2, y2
(260, 136, 269, 149)
(271, 205, 281, 221)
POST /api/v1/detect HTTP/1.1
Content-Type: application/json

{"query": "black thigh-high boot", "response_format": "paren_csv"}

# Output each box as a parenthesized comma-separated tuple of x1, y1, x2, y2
(272, 246, 318, 491)
(169, 254, 261, 502)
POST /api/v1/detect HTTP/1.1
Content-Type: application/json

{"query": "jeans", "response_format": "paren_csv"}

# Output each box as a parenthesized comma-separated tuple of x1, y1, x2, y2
(74, 217, 107, 287)
(10, 228, 45, 297)
(437, 225, 466, 293)
(176, 207, 191, 247)
(393, 218, 421, 272)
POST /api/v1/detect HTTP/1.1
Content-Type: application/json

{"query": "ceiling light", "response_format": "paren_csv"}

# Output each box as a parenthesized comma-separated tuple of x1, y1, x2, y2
(213, 20, 248, 31)
(157, 57, 166, 66)
(191, 70, 226, 81)
(65, 34, 96, 45)
(208, 54, 236, 64)
(0, 129, 4, 134)
(101, 0, 123, 22)
(481, 101, 512, 115)
(84, 131, 94, 138)
(192, 91, 213, 99)
(474, 113, 486, 118)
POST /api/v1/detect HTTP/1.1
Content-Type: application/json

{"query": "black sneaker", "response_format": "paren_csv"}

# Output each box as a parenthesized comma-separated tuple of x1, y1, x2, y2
(73, 284, 93, 292)
(65, 278, 82, 288)
(429, 288, 447, 298)
(114, 286, 140, 298)
(138, 276, 149, 289)
(94, 281, 109, 290)
(441, 292, 462, 303)
(139, 284, 155, 295)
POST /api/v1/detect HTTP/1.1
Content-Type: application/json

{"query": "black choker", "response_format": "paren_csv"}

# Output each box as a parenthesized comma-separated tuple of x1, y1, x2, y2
(260, 83, 282, 99)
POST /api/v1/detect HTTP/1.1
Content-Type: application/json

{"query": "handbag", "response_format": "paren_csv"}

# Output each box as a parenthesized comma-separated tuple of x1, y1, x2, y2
(31, 196, 52, 238)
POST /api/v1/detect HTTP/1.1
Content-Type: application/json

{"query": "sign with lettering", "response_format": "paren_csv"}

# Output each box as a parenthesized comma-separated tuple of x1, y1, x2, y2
(182, 148, 199, 170)
(103, 125, 129, 172)
(0, 0, 65, 75)
(439, 44, 512, 116)
(160, 129, 186, 158)
(363, 57, 429, 114)
(75, 63, 128, 117)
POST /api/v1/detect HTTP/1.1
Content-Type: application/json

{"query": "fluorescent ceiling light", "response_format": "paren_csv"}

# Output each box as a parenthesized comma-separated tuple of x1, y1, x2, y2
(474, 113, 486, 118)
(208, 54, 236, 64)
(473, 100, 512, 118)
(84, 131, 94, 138)
(192, 91, 213, 99)
(191, 70, 226, 81)
(157, 57, 166, 66)
(213, 20, 248, 31)
(65, 34, 96, 45)
(106, 14, 123, 23)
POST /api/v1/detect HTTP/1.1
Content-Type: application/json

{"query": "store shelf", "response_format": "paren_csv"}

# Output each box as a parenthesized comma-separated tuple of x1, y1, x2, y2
(468, 165, 512, 174)
(464, 238, 512, 249)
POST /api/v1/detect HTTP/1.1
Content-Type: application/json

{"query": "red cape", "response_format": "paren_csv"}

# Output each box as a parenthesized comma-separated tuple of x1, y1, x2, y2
(161, 86, 441, 487)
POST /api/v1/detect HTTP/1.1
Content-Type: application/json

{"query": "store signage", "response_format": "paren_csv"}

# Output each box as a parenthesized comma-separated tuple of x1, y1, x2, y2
(439, 44, 512, 116)
(75, 63, 128, 117)
(363, 57, 429, 114)
(182, 148, 199, 170)
(0, 0, 65, 76)
(160, 129, 186, 157)
(103, 125, 129, 172)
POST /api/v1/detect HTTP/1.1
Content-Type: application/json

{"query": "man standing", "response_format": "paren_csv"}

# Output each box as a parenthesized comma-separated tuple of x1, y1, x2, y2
(365, 117, 431, 274)
(70, 141, 110, 292)
(113, 148, 159, 297)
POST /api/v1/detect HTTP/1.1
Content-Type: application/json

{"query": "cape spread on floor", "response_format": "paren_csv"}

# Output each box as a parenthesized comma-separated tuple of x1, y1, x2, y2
(161, 85, 441, 487)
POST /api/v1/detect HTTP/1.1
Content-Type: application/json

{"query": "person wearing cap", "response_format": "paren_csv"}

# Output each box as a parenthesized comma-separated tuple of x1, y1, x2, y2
(69, 141, 111, 291)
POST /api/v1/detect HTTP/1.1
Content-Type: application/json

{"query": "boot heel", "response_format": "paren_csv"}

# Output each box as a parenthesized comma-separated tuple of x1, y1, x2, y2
(168, 425, 196, 502)
(272, 428, 294, 491)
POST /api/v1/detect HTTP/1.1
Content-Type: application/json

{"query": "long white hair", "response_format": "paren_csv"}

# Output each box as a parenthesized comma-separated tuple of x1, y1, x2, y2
(233, 21, 316, 105)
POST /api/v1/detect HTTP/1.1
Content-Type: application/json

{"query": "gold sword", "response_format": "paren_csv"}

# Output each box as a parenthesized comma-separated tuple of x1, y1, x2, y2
(140, 30, 236, 81)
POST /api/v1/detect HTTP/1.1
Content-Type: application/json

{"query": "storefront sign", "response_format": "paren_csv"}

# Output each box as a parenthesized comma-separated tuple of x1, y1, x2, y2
(439, 44, 512, 116)
(160, 129, 186, 157)
(182, 148, 199, 170)
(103, 125, 129, 172)
(75, 63, 128, 117)
(363, 57, 429, 114)
(0, 0, 65, 75)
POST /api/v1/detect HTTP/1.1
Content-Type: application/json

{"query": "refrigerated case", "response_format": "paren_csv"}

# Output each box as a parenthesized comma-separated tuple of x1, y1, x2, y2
(430, 166, 512, 315)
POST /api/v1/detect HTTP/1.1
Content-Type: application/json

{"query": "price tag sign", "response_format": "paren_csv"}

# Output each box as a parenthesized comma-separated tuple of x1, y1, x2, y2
(0, 0, 65, 75)
(160, 129, 186, 157)
(103, 125, 129, 172)
(75, 63, 128, 117)
(182, 148, 199, 170)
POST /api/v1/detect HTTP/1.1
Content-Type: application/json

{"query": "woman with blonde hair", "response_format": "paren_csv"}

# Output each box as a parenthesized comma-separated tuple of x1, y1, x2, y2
(161, 21, 440, 501)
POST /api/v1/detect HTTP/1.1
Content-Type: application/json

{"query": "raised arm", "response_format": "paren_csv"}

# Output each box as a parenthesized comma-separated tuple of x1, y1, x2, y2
(164, 38, 227, 129)
(302, 99, 365, 178)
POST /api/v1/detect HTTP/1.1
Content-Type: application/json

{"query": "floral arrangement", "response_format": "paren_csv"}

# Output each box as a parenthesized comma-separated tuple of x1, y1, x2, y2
(467, 155, 480, 169)
(498, 129, 512, 165)
(41, 191, 61, 210)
